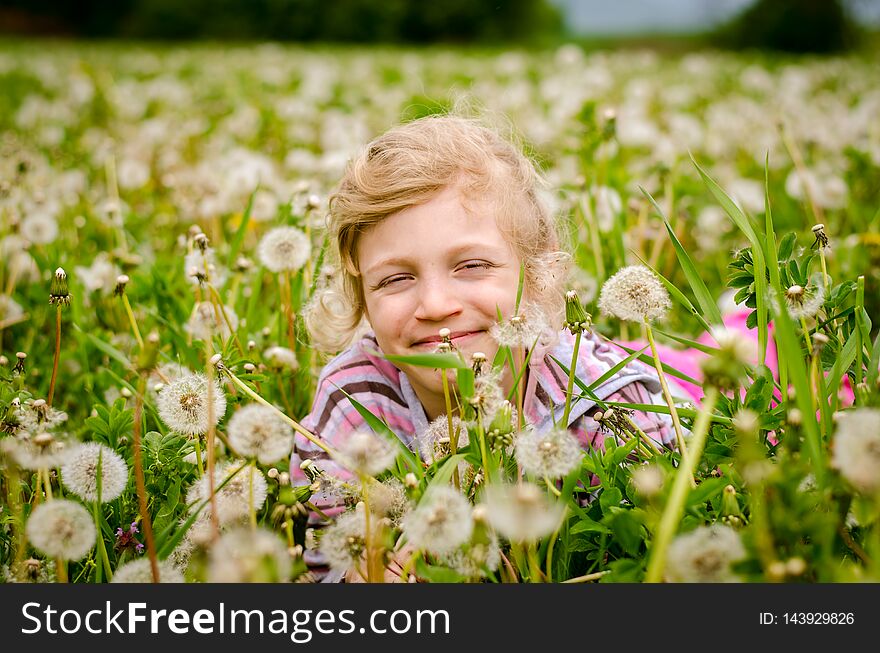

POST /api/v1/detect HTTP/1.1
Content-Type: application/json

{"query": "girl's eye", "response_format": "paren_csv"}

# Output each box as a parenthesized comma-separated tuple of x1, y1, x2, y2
(459, 260, 493, 271)
(375, 275, 410, 289)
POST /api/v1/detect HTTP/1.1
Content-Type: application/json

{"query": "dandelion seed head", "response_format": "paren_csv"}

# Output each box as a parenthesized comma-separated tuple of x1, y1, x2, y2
(61, 442, 129, 503)
(21, 210, 59, 245)
(489, 301, 552, 348)
(187, 460, 268, 524)
(831, 408, 880, 495)
(665, 524, 746, 583)
(257, 226, 311, 272)
(597, 265, 671, 323)
(227, 404, 294, 465)
(208, 526, 291, 583)
(263, 346, 299, 370)
(437, 534, 501, 579)
(26, 499, 96, 561)
(778, 275, 825, 320)
(74, 253, 121, 295)
(186, 301, 238, 341)
(483, 482, 564, 542)
(336, 431, 397, 476)
(319, 509, 368, 574)
(363, 477, 409, 525)
(632, 463, 665, 498)
(0, 431, 72, 470)
(184, 248, 227, 287)
(0, 294, 24, 322)
(157, 373, 226, 435)
(112, 559, 184, 583)
(514, 427, 582, 478)
(401, 485, 473, 556)
(417, 415, 468, 464)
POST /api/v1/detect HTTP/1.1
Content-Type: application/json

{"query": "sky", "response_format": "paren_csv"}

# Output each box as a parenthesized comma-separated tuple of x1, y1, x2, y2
(551, 0, 880, 35)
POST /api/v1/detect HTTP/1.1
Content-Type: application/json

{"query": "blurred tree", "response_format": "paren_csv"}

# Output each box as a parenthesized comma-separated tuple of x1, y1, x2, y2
(716, 0, 861, 53)
(0, 0, 562, 43)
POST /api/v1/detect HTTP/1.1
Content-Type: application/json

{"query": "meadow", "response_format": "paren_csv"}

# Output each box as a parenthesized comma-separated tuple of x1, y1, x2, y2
(1, 40, 879, 583)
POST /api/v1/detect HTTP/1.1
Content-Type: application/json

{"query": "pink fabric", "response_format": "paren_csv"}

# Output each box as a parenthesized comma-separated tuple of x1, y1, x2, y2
(619, 309, 856, 407)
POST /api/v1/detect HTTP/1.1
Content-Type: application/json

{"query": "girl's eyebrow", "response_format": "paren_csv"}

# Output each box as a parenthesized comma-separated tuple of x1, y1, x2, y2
(364, 243, 508, 277)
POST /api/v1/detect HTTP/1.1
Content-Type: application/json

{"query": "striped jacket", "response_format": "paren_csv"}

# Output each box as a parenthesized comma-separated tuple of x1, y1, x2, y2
(291, 329, 680, 579)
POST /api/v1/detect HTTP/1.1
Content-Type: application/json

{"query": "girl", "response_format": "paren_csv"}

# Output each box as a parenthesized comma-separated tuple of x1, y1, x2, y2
(292, 114, 681, 580)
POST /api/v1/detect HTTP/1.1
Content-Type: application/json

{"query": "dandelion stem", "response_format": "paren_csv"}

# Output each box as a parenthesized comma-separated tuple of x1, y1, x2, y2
(440, 368, 459, 491)
(248, 461, 257, 530)
(121, 294, 144, 351)
(193, 436, 204, 478)
(47, 305, 61, 406)
(206, 283, 244, 356)
(205, 341, 220, 540)
(224, 367, 333, 456)
(93, 500, 113, 582)
(643, 321, 691, 485)
(562, 570, 610, 583)
(132, 375, 160, 583)
(800, 316, 813, 356)
(645, 386, 719, 583)
(561, 330, 582, 428)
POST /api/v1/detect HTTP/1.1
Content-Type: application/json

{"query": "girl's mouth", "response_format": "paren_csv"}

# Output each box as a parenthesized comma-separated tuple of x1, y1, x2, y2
(412, 330, 485, 349)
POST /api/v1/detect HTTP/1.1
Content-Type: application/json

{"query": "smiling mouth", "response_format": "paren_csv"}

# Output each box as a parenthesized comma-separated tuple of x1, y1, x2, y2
(412, 330, 485, 348)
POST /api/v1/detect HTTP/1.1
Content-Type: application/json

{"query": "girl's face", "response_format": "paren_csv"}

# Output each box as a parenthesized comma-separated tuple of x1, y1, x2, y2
(357, 185, 521, 419)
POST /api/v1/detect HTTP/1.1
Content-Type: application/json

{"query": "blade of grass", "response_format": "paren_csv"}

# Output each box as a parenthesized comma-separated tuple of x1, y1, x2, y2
(640, 186, 723, 327)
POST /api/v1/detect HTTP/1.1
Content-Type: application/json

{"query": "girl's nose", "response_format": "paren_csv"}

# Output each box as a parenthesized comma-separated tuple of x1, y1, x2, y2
(414, 277, 463, 322)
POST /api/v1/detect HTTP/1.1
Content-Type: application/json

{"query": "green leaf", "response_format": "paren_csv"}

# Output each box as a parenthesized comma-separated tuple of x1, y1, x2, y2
(777, 232, 796, 262)
(333, 384, 422, 476)
(431, 453, 468, 487)
(569, 515, 611, 535)
(227, 186, 256, 266)
(599, 486, 623, 512)
(414, 558, 467, 583)
(606, 510, 644, 556)
(641, 187, 723, 327)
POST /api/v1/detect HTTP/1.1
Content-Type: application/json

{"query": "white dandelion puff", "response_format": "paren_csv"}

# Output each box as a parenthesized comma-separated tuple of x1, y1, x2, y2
(21, 211, 59, 245)
(490, 301, 551, 348)
(437, 534, 501, 579)
(665, 524, 746, 583)
(208, 526, 291, 583)
(831, 408, 880, 495)
(514, 427, 582, 478)
(61, 442, 129, 503)
(26, 499, 96, 561)
(336, 431, 398, 477)
(319, 509, 368, 574)
(227, 404, 294, 465)
(157, 373, 226, 436)
(483, 482, 565, 543)
(631, 464, 665, 498)
(416, 415, 468, 464)
(1, 431, 73, 470)
(74, 253, 121, 295)
(187, 460, 268, 524)
(257, 226, 311, 272)
(776, 275, 825, 320)
(186, 301, 238, 341)
(598, 265, 671, 323)
(401, 485, 474, 556)
(263, 346, 299, 370)
(0, 294, 24, 322)
(111, 559, 184, 583)
(184, 248, 227, 287)
(363, 477, 409, 525)
(13, 399, 68, 433)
